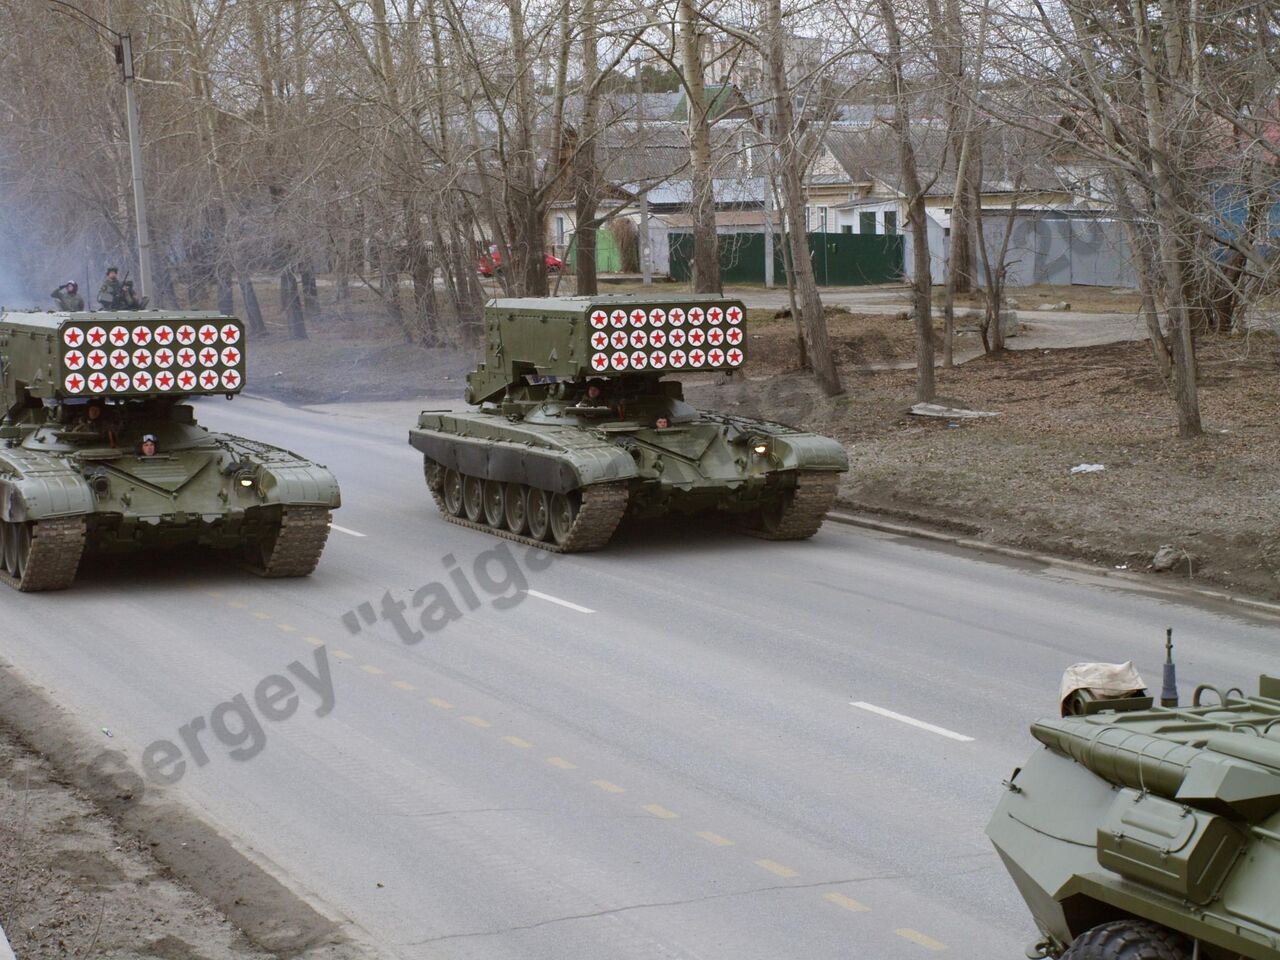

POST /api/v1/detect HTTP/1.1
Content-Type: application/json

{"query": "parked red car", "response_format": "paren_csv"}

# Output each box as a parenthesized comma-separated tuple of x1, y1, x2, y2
(478, 244, 564, 277)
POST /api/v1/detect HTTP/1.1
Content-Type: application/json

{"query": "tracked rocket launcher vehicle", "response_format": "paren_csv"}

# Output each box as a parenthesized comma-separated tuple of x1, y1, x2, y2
(409, 295, 848, 551)
(0, 309, 340, 590)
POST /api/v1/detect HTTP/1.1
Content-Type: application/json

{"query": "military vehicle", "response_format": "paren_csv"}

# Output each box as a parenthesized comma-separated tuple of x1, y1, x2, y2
(0, 309, 340, 591)
(988, 644, 1280, 960)
(409, 296, 848, 551)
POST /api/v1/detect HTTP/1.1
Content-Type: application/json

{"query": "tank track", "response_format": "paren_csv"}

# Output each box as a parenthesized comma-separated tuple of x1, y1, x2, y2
(0, 516, 86, 592)
(423, 460, 629, 553)
(740, 471, 841, 541)
(249, 506, 332, 577)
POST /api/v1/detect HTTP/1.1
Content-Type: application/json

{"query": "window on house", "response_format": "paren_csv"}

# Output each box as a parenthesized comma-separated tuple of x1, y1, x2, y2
(859, 212, 876, 234)
(883, 211, 898, 233)
(842, 225, 852, 234)
(555, 216, 566, 244)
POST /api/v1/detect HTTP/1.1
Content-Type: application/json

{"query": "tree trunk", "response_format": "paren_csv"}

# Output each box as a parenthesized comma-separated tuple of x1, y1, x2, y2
(679, 0, 721, 293)
(573, 0, 601, 295)
(280, 269, 306, 340)
(239, 275, 265, 336)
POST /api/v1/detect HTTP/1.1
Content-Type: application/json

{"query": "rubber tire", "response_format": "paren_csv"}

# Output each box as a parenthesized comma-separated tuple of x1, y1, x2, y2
(1063, 920, 1192, 960)
(442, 469, 465, 517)
(483, 480, 506, 528)
(527, 488, 551, 542)
(548, 492, 578, 546)
(504, 483, 529, 534)
(462, 475, 485, 523)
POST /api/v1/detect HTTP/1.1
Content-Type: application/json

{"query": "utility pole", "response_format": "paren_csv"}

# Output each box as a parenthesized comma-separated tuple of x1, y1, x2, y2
(117, 34, 153, 298)
(634, 61, 652, 285)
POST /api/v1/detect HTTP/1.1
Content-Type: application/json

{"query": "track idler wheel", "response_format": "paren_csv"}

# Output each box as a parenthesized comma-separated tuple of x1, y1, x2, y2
(247, 507, 332, 578)
(741, 471, 840, 541)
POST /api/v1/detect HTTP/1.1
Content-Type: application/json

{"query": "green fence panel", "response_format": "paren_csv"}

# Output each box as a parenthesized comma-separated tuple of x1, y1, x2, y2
(669, 231, 902, 285)
(566, 229, 623, 272)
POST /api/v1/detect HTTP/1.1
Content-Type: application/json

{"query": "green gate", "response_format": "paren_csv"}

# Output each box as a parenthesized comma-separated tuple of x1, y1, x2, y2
(566, 229, 623, 273)
(668, 232, 902, 285)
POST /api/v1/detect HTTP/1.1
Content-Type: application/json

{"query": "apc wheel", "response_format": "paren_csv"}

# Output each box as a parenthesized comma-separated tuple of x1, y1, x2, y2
(482, 480, 506, 528)
(549, 492, 579, 546)
(526, 488, 551, 541)
(462, 475, 485, 523)
(442, 469, 465, 517)
(1063, 920, 1192, 960)
(504, 483, 529, 534)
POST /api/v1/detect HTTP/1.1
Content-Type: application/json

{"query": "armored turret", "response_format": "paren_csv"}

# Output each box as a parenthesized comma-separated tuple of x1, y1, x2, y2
(409, 295, 847, 552)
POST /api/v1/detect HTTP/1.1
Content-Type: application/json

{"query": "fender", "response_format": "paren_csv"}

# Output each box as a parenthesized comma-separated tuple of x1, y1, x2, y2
(0, 450, 94, 522)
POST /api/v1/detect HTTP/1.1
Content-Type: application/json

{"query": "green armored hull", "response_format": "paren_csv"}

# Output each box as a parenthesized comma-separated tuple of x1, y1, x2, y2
(0, 310, 340, 591)
(408, 295, 848, 551)
(989, 673, 1280, 960)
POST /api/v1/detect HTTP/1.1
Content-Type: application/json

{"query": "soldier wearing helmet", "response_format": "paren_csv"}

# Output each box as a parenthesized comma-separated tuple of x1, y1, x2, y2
(51, 281, 84, 311)
(97, 266, 123, 309)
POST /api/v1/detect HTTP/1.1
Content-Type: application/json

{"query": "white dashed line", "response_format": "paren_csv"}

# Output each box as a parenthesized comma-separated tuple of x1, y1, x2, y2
(329, 524, 367, 538)
(851, 702, 975, 742)
(525, 590, 595, 614)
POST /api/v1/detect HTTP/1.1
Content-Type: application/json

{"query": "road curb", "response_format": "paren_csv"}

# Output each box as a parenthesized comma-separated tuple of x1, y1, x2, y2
(826, 510, 1280, 620)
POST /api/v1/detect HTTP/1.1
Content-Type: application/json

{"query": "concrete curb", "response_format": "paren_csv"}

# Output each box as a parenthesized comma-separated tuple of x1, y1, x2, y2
(826, 510, 1280, 620)
(0, 919, 15, 960)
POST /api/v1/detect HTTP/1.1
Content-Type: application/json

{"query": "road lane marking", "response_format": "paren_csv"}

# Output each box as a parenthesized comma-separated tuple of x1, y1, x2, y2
(850, 702, 975, 743)
(755, 859, 798, 878)
(547, 757, 577, 769)
(278, 623, 297, 633)
(824, 892, 870, 913)
(304, 636, 324, 646)
(228, 600, 247, 609)
(696, 831, 735, 846)
(392, 681, 416, 691)
(330, 524, 367, 538)
(333, 650, 353, 660)
(462, 716, 491, 728)
(206, 591, 223, 599)
(361, 664, 385, 676)
(252, 611, 272, 620)
(895, 929, 947, 951)
(525, 590, 595, 614)
(428, 698, 454, 710)
(592, 779, 625, 793)
(503, 736, 532, 749)
(642, 804, 679, 819)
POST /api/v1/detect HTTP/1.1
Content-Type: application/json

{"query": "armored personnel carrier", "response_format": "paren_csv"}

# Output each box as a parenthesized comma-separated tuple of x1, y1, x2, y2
(409, 296, 848, 551)
(989, 661, 1280, 959)
(0, 309, 340, 591)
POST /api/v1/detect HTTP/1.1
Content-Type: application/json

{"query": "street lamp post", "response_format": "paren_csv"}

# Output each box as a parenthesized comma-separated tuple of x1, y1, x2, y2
(117, 33, 154, 299)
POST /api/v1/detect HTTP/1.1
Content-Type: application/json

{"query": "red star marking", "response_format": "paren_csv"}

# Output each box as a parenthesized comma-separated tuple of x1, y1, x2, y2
(689, 329, 705, 346)
(708, 328, 724, 345)
(591, 332, 607, 349)
(65, 329, 83, 345)
(631, 352, 647, 368)
(630, 331, 646, 347)
(67, 375, 83, 391)
(650, 331, 667, 347)
(728, 349, 743, 364)
(132, 327, 151, 345)
(611, 353, 628, 369)
(221, 325, 239, 342)
(65, 352, 84, 369)
(727, 328, 743, 344)
(154, 327, 173, 343)
(111, 328, 128, 345)
(178, 349, 195, 366)
(708, 349, 724, 364)
(610, 310, 627, 328)
(611, 331, 628, 349)
(688, 308, 704, 324)
(670, 350, 686, 365)
(200, 327, 217, 343)
(690, 350, 705, 365)
(88, 328, 106, 345)
(223, 348, 240, 364)
(88, 351, 106, 367)
(201, 371, 218, 388)
(177, 327, 195, 343)
(178, 372, 195, 389)
(133, 350, 151, 367)
(650, 351, 666, 366)
(89, 374, 106, 391)
(590, 311, 607, 328)
(157, 373, 174, 388)
(200, 349, 217, 365)
(630, 309, 646, 326)
(223, 371, 240, 387)
(648, 310, 666, 326)
(112, 373, 129, 389)
(592, 355, 608, 369)
(669, 330, 686, 347)
(134, 373, 152, 389)
(727, 306, 742, 322)
(669, 309, 685, 325)
(111, 351, 129, 367)
(708, 308, 723, 322)
(156, 350, 173, 365)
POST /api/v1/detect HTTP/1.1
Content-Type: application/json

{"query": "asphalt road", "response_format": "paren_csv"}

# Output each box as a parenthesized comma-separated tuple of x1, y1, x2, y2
(2, 395, 1277, 960)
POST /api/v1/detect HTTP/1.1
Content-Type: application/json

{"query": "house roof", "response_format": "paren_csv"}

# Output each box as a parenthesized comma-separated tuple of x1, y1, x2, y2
(669, 84, 754, 123)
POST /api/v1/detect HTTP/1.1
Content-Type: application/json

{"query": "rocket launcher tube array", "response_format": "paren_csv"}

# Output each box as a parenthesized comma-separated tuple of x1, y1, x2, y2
(1032, 717, 1280, 821)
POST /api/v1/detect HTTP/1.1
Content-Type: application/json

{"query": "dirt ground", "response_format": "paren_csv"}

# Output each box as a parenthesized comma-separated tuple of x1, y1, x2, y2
(0, 724, 272, 960)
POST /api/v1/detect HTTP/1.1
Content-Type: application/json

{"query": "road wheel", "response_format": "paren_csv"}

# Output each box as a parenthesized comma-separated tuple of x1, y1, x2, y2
(549, 492, 579, 546)
(13, 523, 30, 579)
(527, 488, 551, 541)
(1063, 920, 1192, 960)
(482, 480, 506, 528)
(462, 475, 485, 523)
(442, 469, 465, 517)
(504, 483, 529, 534)
(423, 456, 443, 491)
(0, 521, 12, 575)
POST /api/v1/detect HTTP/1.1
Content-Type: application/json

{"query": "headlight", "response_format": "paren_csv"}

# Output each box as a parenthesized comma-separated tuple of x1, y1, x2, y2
(237, 473, 255, 488)
(751, 438, 769, 456)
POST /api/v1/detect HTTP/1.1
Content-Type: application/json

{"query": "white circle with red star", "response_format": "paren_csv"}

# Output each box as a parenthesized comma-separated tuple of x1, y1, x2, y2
(131, 326, 152, 346)
(590, 331, 609, 351)
(591, 352, 609, 372)
(590, 310, 608, 329)
(649, 330, 667, 348)
(629, 309, 647, 328)
(687, 307, 704, 326)
(198, 324, 220, 345)
(220, 346, 241, 366)
(110, 372, 131, 393)
(668, 350, 687, 368)
(629, 330, 648, 348)
(199, 371, 220, 390)
(176, 371, 197, 391)
(132, 371, 153, 391)
(610, 330, 629, 350)
(87, 373, 108, 393)
(689, 349, 706, 367)
(610, 352, 629, 371)
(708, 349, 725, 365)
(221, 369, 242, 390)
(132, 348, 152, 368)
(176, 325, 196, 345)
(687, 328, 706, 347)
(85, 326, 107, 347)
(109, 349, 131, 370)
(609, 310, 628, 328)
(668, 329, 686, 348)
(727, 327, 743, 345)
(153, 325, 175, 345)
(155, 371, 176, 391)
(64, 350, 85, 371)
(630, 351, 648, 370)
(707, 306, 724, 325)
(649, 351, 667, 369)
(176, 348, 197, 369)
(153, 349, 174, 369)
(220, 323, 241, 345)
(668, 308, 685, 326)
(726, 305, 743, 325)
(727, 348, 744, 367)
(63, 373, 86, 394)
(63, 327, 85, 348)
(707, 328, 725, 346)
(198, 347, 220, 368)
(648, 308, 666, 326)
(109, 325, 130, 347)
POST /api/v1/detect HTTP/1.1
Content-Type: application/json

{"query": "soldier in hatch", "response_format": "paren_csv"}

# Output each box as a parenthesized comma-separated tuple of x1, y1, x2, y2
(97, 266, 123, 309)
(119, 278, 146, 309)
(51, 281, 84, 311)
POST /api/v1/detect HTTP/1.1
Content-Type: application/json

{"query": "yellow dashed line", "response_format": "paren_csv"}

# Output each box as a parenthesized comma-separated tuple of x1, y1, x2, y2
(304, 636, 324, 646)
(546, 757, 577, 769)
(642, 804, 679, 819)
(591, 779, 625, 794)
(278, 623, 297, 633)
(206, 591, 223, 600)
(252, 611, 272, 620)
(462, 716, 491, 728)
(361, 664, 385, 676)
(228, 600, 247, 609)
(392, 681, 416, 691)
(428, 697, 454, 710)
(696, 831, 735, 847)
(824, 892, 870, 913)
(895, 929, 947, 951)
(503, 736, 533, 749)
(755, 859, 798, 878)
(332, 650, 353, 660)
